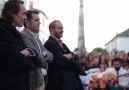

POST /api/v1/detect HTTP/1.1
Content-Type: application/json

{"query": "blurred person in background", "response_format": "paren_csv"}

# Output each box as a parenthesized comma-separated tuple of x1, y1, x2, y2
(92, 63, 107, 90)
(98, 54, 109, 67)
(118, 62, 129, 90)
(88, 54, 97, 69)
(115, 51, 121, 58)
(120, 51, 125, 60)
(108, 55, 114, 67)
(80, 55, 89, 70)
(92, 51, 99, 65)
(110, 58, 122, 90)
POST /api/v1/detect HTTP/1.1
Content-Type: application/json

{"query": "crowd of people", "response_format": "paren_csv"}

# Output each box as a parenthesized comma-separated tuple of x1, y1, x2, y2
(79, 51, 129, 90)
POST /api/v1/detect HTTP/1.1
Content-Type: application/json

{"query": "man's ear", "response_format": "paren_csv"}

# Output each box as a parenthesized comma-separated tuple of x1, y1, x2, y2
(50, 28, 54, 32)
(25, 20, 30, 27)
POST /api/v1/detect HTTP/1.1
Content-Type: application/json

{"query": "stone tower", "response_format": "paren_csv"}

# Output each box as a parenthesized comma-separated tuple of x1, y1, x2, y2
(78, 0, 86, 54)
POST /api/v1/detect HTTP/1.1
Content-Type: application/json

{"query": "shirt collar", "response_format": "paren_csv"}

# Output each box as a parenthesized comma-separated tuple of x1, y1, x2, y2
(51, 35, 62, 43)
(27, 29, 39, 39)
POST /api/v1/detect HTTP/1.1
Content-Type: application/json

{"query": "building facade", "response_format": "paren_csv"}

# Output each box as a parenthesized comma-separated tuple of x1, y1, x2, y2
(105, 28, 129, 55)
(0, 0, 7, 17)
(32, 0, 50, 44)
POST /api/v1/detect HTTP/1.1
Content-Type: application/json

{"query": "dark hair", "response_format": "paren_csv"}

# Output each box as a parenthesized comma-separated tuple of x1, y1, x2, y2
(49, 20, 61, 31)
(111, 58, 121, 66)
(2, 0, 24, 23)
(115, 51, 119, 55)
(127, 52, 129, 56)
(23, 10, 39, 27)
(122, 61, 129, 67)
(98, 54, 109, 67)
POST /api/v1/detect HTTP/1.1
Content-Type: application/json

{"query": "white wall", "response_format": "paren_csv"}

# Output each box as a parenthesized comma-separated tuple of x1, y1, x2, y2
(105, 38, 117, 55)
(0, 0, 6, 17)
(23, 0, 30, 10)
(106, 36, 129, 55)
(117, 36, 129, 53)
(38, 13, 49, 44)
(31, 1, 49, 44)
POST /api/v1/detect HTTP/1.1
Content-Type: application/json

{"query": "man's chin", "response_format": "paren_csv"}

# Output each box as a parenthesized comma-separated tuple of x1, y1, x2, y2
(59, 36, 62, 39)
(18, 24, 23, 27)
(60, 35, 63, 38)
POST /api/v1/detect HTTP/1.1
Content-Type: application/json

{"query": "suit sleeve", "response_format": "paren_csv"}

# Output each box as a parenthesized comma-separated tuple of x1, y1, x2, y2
(0, 27, 35, 71)
(44, 41, 71, 69)
(42, 46, 53, 63)
(21, 33, 50, 68)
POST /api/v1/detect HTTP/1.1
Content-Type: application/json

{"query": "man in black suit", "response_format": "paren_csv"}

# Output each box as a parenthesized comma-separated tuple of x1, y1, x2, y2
(44, 20, 84, 90)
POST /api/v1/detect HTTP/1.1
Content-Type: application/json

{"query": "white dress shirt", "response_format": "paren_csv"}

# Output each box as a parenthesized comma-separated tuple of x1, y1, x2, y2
(80, 75, 90, 85)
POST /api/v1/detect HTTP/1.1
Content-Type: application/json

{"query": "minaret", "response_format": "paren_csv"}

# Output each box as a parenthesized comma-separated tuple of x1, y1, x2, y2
(78, 0, 86, 54)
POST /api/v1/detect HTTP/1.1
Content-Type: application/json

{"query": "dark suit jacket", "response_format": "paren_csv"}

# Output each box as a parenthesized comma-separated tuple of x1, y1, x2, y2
(44, 36, 84, 90)
(0, 18, 38, 90)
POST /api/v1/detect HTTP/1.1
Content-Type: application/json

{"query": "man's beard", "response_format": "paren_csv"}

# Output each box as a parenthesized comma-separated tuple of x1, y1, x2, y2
(54, 31, 62, 39)
(115, 67, 120, 71)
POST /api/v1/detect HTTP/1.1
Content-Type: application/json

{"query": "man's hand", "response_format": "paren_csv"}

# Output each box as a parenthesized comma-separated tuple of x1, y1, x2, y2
(20, 49, 31, 56)
(63, 53, 73, 59)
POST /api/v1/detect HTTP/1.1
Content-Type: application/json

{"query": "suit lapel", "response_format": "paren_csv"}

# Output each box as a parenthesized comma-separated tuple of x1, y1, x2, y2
(23, 29, 35, 40)
(62, 44, 67, 53)
(22, 29, 42, 52)
(36, 37, 44, 52)
(49, 36, 66, 53)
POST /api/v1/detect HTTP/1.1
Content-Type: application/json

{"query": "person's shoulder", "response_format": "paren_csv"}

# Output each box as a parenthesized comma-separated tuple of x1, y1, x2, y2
(119, 67, 126, 73)
(46, 36, 55, 42)
(20, 29, 33, 39)
(44, 37, 57, 46)
(20, 28, 28, 34)
(0, 19, 14, 30)
(45, 39, 56, 44)
(0, 21, 8, 29)
(20, 30, 28, 37)
(0, 22, 11, 34)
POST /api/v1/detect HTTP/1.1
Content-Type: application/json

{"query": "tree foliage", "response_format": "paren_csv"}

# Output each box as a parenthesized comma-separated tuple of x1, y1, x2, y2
(91, 47, 106, 53)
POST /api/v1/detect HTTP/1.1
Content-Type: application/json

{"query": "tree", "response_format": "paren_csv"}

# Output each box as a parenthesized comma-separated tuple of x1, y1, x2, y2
(91, 47, 106, 53)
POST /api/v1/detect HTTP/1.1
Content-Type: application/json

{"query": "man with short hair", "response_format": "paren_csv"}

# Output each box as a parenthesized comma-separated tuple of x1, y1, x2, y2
(21, 10, 53, 90)
(110, 58, 122, 90)
(112, 58, 121, 72)
(44, 20, 84, 90)
(0, 0, 40, 90)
